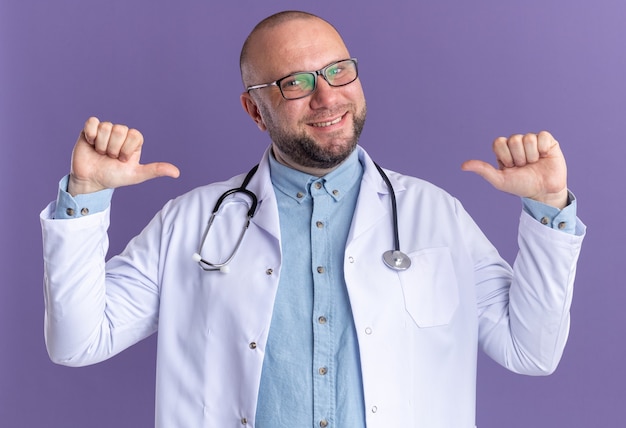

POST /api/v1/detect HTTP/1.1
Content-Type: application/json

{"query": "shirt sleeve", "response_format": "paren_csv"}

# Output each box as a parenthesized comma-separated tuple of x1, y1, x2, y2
(53, 175, 114, 219)
(521, 190, 578, 235)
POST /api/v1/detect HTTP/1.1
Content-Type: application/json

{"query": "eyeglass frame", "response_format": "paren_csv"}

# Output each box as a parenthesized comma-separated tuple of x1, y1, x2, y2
(245, 58, 359, 100)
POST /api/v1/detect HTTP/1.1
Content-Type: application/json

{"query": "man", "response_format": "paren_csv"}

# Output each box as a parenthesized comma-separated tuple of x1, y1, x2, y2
(40, 10, 585, 428)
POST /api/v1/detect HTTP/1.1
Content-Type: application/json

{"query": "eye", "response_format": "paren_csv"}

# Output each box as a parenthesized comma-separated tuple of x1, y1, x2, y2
(280, 74, 314, 92)
(327, 65, 343, 77)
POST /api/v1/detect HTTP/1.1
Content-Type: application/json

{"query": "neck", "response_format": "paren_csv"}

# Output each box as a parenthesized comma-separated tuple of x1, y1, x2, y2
(271, 145, 346, 177)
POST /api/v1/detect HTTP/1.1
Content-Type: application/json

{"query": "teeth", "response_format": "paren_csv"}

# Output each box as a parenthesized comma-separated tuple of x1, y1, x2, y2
(311, 116, 342, 127)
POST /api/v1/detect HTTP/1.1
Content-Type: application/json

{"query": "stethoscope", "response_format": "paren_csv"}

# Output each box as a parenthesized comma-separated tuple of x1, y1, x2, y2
(192, 162, 411, 272)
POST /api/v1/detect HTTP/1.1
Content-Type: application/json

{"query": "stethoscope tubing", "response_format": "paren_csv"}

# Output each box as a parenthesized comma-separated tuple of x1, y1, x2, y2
(194, 161, 411, 272)
(193, 165, 259, 271)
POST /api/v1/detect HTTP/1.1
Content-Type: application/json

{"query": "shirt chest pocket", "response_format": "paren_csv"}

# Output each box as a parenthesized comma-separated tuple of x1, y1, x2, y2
(398, 247, 460, 328)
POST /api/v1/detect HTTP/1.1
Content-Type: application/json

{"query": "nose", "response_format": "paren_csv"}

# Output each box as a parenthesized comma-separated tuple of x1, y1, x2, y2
(309, 75, 339, 108)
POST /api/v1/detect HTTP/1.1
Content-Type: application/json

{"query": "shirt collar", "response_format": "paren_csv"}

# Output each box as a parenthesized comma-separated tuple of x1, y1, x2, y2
(269, 148, 363, 203)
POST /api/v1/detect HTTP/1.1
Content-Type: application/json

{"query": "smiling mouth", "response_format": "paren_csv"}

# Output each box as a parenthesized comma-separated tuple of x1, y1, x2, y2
(309, 114, 344, 128)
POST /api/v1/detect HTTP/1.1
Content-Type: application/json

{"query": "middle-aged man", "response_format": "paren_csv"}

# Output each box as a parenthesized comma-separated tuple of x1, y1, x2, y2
(40, 10, 586, 428)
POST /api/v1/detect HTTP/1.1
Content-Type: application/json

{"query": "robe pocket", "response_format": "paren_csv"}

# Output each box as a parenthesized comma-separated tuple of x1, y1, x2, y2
(399, 247, 460, 328)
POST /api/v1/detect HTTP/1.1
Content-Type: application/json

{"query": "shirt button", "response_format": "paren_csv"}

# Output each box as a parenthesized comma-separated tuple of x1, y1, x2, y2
(332, 189, 339, 196)
(317, 266, 325, 274)
(365, 327, 372, 335)
(319, 366, 328, 375)
(296, 192, 304, 199)
(241, 417, 248, 425)
(318, 316, 327, 324)
(540, 216, 549, 225)
(558, 221, 566, 229)
(249, 342, 257, 350)
(66, 208, 75, 217)
(80, 207, 89, 216)
(314, 182, 323, 190)
(371, 405, 378, 413)
(320, 420, 329, 427)
(348, 256, 355, 263)
(316, 221, 324, 228)
(265, 268, 273, 275)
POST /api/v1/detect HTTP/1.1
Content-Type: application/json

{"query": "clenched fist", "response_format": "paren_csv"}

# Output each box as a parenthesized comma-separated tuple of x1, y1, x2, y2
(462, 131, 568, 209)
(68, 117, 180, 196)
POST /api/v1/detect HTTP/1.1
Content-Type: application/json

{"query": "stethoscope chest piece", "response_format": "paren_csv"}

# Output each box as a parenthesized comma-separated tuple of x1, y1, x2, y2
(382, 250, 411, 271)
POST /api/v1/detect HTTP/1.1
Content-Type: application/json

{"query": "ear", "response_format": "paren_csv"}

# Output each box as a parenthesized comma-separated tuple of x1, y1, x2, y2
(240, 92, 267, 131)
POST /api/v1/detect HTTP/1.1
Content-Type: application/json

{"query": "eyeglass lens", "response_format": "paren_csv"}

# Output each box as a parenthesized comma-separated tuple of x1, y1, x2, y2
(279, 59, 357, 99)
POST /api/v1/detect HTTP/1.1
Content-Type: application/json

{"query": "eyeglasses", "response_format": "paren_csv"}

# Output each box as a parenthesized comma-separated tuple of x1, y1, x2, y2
(246, 58, 359, 100)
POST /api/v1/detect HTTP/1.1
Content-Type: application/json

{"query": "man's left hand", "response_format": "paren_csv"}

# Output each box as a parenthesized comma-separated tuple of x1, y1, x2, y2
(461, 131, 568, 209)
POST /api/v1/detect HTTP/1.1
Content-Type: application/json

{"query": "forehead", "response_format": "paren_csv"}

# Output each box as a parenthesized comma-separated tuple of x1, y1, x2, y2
(245, 18, 351, 82)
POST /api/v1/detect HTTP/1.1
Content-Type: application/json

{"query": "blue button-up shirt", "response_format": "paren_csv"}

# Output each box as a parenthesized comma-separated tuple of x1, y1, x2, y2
(255, 151, 366, 428)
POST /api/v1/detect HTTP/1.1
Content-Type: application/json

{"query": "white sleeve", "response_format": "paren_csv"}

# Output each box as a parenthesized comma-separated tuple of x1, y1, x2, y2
(476, 210, 586, 375)
(40, 202, 160, 366)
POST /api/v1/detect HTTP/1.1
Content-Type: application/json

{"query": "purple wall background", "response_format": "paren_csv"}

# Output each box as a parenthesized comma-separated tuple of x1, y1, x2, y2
(1, 0, 623, 426)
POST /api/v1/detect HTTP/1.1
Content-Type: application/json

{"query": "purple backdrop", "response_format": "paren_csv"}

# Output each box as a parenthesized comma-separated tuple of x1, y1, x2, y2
(1, 0, 623, 426)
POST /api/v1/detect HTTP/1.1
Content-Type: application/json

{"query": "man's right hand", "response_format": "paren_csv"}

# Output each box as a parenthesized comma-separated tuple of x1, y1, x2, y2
(68, 117, 180, 196)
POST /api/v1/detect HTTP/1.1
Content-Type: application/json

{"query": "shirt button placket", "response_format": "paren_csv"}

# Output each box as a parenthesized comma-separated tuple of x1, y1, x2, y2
(311, 178, 333, 426)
